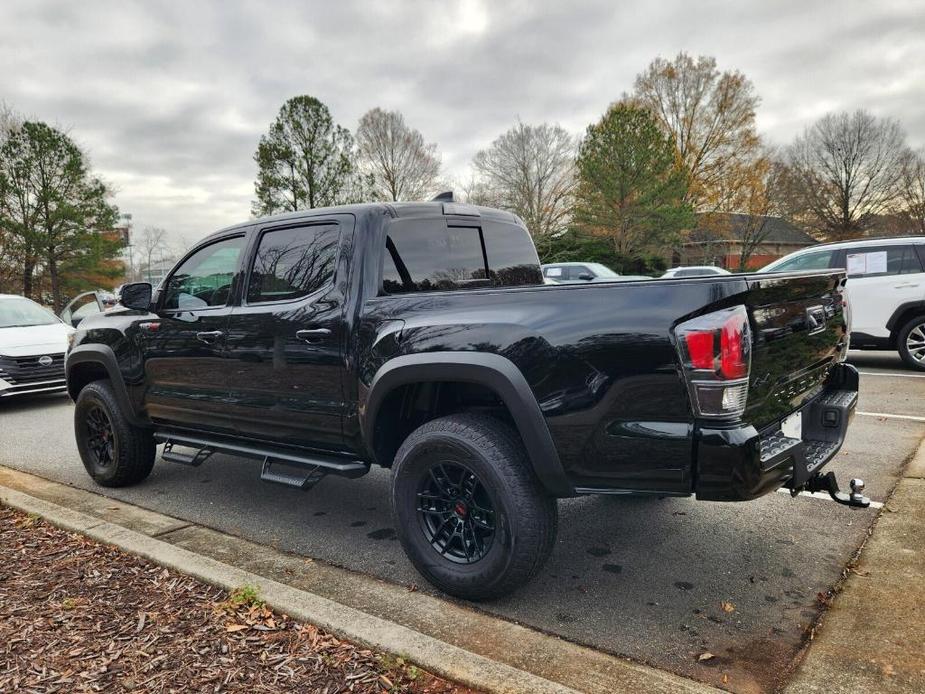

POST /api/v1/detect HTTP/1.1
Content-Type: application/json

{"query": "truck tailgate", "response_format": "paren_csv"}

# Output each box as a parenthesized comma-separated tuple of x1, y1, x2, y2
(742, 270, 849, 430)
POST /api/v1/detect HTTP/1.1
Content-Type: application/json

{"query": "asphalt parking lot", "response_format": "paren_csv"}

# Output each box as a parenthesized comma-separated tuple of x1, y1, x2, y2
(1, 350, 922, 692)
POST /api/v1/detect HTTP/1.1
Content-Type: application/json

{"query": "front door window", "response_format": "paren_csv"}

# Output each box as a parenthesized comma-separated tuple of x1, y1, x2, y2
(162, 237, 246, 311)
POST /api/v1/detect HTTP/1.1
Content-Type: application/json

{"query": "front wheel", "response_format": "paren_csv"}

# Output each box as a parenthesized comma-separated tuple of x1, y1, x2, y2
(75, 380, 155, 487)
(897, 316, 925, 371)
(391, 413, 558, 601)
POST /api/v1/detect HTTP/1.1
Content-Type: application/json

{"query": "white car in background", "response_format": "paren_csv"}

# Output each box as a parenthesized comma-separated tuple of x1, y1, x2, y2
(541, 262, 650, 283)
(0, 292, 107, 398)
(660, 265, 731, 278)
(761, 236, 925, 370)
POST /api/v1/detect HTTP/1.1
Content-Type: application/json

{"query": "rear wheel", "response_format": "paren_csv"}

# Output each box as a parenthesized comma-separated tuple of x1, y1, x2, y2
(75, 380, 155, 487)
(897, 316, 925, 371)
(391, 413, 557, 601)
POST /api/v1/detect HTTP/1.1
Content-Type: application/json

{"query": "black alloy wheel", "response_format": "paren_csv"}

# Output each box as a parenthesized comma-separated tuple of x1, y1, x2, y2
(417, 462, 495, 564)
(391, 413, 558, 601)
(84, 405, 116, 468)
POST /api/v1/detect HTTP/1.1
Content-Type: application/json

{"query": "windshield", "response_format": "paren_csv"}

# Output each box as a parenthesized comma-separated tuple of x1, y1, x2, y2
(0, 297, 60, 328)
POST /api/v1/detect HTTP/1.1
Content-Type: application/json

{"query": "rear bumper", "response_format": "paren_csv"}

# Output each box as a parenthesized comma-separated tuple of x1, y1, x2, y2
(694, 363, 858, 501)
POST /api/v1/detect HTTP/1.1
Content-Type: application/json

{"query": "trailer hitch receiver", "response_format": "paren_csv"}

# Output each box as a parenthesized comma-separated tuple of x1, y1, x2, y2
(797, 471, 870, 508)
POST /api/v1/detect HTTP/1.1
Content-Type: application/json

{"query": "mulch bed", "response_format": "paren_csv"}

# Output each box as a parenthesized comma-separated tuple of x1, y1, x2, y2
(0, 505, 477, 693)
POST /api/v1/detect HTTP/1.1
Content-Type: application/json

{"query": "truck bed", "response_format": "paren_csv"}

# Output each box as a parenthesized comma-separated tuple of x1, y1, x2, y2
(359, 269, 849, 495)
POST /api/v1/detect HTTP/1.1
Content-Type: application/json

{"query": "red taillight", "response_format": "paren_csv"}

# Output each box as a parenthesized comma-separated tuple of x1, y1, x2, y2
(674, 306, 752, 418)
(685, 331, 715, 369)
(720, 313, 748, 379)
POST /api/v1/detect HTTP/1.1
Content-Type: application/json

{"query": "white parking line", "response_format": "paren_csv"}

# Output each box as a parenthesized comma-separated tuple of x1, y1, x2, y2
(857, 411, 925, 422)
(777, 487, 884, 509)
(858, 371, 925, 378)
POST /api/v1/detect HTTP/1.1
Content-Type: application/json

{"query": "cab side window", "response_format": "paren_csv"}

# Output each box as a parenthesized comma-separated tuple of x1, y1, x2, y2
(247, 223, 340, 303)
(162, 236, 245, 310)
(382, 219, 489, 294)
(481, 222, 543, 286)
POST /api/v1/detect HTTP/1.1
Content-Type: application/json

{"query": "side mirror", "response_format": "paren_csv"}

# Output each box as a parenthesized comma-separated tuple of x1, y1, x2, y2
(119, 282, 153, 311)
(578, 272, 594, 281)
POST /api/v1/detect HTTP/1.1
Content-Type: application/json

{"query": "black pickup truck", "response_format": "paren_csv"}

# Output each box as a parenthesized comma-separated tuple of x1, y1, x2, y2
(66, 199, 866, 599)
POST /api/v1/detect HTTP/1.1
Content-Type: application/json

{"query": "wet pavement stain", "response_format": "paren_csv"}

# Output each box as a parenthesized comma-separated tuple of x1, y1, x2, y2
(674, 581, 695, 590)
(350, 520, 367, 527)
(602, 563, 622, 574)
(586, 546, 611, 557)
(367, 528, 396, 540)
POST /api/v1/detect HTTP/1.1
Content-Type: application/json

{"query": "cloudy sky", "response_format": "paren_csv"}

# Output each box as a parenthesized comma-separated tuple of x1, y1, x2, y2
(1, 0, 923, 249)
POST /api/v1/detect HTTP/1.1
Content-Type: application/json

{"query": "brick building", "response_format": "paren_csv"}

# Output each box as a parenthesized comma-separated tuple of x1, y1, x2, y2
(678, 213, 817, 270)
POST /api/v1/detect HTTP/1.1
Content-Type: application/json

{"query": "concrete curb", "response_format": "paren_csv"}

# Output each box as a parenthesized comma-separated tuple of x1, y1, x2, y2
(905, 436, 925, 479)
(0, 481, 716, 694)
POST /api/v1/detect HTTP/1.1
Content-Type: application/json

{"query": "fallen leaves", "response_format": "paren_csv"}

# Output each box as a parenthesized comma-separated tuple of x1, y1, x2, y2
(698, 652, 715, 662)
(0, 504, 476, 694)
(720, 601, 736, 613)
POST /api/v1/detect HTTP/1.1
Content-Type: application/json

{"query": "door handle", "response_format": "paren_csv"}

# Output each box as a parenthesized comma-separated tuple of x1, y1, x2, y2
(894, 283, 919, 288)
(195, 330, 224, 344)
(296, 328, 331, 343)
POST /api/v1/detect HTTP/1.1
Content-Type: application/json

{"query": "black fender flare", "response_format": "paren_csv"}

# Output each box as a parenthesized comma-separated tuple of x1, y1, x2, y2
(886, 300, 925, 334)
(66, 344, 150, 428)
(361, 352, 574, 497)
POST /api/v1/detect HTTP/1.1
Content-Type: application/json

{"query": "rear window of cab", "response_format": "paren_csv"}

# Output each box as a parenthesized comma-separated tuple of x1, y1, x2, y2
(381, 218, 543, 294)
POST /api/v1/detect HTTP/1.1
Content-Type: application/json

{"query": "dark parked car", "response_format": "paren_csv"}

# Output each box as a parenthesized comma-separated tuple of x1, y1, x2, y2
(66, 199, 865, 599)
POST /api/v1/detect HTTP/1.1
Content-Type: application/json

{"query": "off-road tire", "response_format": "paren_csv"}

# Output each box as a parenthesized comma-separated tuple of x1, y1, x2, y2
(391, 413, 558, 601)
(897, 315, 925, 371)
(75, 380, 155, 487)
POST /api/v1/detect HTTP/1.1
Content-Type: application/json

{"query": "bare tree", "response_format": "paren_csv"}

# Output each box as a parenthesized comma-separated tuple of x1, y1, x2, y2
(472, 121, 576, 238)
(137, 226, 170, 280)
(458, 175, 501, 207)
(356, 108, 441, 201)
(632, 53, 761, 212)
(0, 102, 18, 137)
(786, 110, 907, 240)
(899, 148, 925, 234)
(706, 150, 789, 270)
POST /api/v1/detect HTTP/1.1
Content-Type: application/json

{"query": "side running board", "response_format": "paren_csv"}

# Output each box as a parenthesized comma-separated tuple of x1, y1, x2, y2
(260, 458, 327, 490)
(153, 431, 369, 490)
(161, 441, 214, 467)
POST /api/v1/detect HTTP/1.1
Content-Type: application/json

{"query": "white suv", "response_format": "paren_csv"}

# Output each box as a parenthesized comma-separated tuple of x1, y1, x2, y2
(761, 236, 925, 370)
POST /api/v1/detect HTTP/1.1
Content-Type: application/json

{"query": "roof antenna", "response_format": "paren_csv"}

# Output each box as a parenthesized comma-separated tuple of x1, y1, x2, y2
(430, 191, 455, 202)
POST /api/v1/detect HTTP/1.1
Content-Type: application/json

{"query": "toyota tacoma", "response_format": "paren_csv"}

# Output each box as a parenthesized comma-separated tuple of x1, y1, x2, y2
(66, 198, 866, 599)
